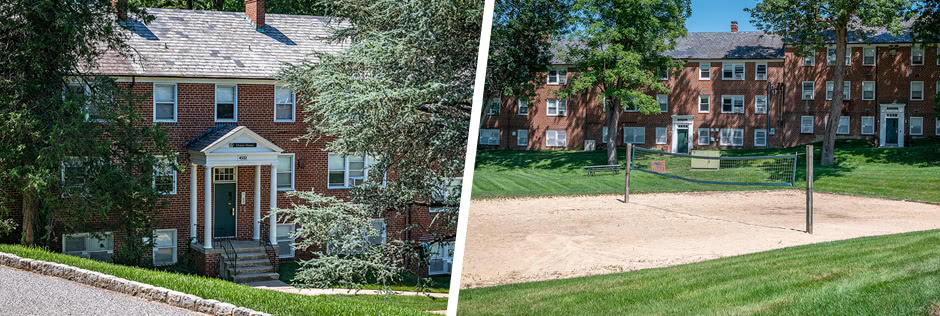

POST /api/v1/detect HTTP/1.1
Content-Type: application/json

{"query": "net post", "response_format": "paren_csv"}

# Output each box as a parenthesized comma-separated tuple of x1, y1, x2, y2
(624, 143, 632, 203)
(806, 144, 814, 234)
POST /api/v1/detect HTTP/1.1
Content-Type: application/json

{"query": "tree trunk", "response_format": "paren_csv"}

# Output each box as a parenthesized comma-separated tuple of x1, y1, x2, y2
(187, 0, 193, 10)
(606, 99, 620, 165)
(821, 29, 847, 166)
(21, 191, 37, 246)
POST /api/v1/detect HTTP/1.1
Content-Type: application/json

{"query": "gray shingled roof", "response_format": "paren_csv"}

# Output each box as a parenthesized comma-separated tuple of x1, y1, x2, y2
(665, 32, 784, 59)
(185, 124, 241, 151)
(93, 8, 346, 79)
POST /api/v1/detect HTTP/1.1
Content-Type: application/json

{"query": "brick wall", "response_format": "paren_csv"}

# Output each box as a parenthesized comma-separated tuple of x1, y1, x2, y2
(483, 44, 939, 152)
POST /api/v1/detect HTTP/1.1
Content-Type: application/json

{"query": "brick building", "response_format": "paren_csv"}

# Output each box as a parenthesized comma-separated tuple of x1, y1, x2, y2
(6, 1, 454, 281)
(481, 22, 939, 151)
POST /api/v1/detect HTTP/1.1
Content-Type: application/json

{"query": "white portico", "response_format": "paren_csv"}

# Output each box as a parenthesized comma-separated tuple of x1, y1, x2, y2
(186, 125, 284, 249)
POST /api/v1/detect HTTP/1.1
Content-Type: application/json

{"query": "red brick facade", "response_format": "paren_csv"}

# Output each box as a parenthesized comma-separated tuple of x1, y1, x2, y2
(482, 44, 939, 151)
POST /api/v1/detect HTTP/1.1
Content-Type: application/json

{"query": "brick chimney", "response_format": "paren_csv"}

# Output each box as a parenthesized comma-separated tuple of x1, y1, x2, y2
(731, 21, 738, 33)
(111, 0, 127, 21)
(245, 0, 265, 30)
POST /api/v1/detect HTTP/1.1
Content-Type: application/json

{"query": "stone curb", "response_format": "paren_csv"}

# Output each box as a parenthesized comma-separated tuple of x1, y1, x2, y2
(0, 251, 272, 316)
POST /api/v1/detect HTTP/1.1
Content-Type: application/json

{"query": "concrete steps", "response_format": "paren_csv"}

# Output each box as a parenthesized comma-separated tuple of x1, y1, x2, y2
(219, 243, 278, 284)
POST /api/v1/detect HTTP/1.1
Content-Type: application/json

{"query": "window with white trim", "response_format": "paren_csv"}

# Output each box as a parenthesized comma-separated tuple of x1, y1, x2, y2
(754, 129, 767, 147)
(153, 156, 177, 195)
(755, 63, 767, 80)
(215, 85, 237, 122)
(428, 242, 454, 275)
(153, 84, 177, 122)
(801, 116, 814, 134)
(698, 128, 710, 145)
(863, 47, 875, 66)
(698, 95, 710, 113)
(478, 129, 499, 145)
(659, 69, 668, 81)
(656, 94, 668, 113)
(277, 154, 294, 191)
(63, 232, 113, 261)
(802, 81, 815, 100)
(327, 154, 378, 188)
(720, 128, 744, 146)
(486, 98, 500, 115)
(936, 118, 940, 135)
(655, 127, 667, 144)
(699, 63, 710, 80)
(912, 46, 925, 65)
(862, 116, 875, 135)
(911, 81, 924, 100)
(837, 116, 850, 135)
(274, 87, 296, 122)
(545, 130, 567, 147)
(827, 47, 850, 65)
(61, 157, 87, 189)
(276, 224, 295, 258)
(910, 117, 924, 135)
(722, 63, 745, 80)
(802, 54, 815, 66)
(517, 129, 528, 146)
(430, 178, 462, 214)
(721, 95, 744, 113)
(546, 98, 567, 116)
(826, 81, 851, 100)
(755, 95, 767, 114)
(602, 126, 608, 144)
(67, 82, 103, 122)
(517, 99, 529, 115)
(547, 68, 567, 84)
(862, 81, 875, 100)
(152, 229, 177, 266)
(368, 219, 387, 246)
(623, 127, 645, 144)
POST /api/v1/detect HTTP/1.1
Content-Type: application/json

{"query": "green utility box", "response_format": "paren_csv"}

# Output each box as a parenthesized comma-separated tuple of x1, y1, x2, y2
(691, 150, 720, 170)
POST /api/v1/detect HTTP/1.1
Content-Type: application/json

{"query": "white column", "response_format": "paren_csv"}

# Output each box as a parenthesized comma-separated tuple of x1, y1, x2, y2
(253, 165, 261, 240)
(204, 166, 213, 249)
(190, 164, 198, 244)
(269, 164, 278, 245)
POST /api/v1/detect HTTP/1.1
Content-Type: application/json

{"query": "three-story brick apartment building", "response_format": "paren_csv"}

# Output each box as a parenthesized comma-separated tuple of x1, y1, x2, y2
(6, 1, 455, 281)
(481, 22, 939, 152)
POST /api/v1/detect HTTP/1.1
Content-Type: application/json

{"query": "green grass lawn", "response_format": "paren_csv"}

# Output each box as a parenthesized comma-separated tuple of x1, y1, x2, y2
(458, 229, 940, 315)
(0, 244, 447, 315)
(471, 139, 940, 203)
(279, 261, 451, 293)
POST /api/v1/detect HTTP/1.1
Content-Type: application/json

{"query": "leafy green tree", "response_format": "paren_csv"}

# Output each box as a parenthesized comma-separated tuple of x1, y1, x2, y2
(911, 0, 940, 120)
(130, 0, 332, 15)
(278, 0, 479, 290)
(560, 0, 690, 165)
(484, 0, 571, 123)
(0, 0, 176, 266)
(747, 0, 913, 165)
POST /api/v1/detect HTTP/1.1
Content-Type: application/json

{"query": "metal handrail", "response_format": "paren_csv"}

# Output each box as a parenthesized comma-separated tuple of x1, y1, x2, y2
(219, 239, 237, 279)
(260, 240, 278, 273)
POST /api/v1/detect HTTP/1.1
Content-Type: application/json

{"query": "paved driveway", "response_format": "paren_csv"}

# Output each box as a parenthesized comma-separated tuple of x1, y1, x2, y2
(0, 265, 200, 316)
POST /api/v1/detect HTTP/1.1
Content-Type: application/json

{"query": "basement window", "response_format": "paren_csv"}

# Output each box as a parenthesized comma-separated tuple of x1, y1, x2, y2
(63, 232, 113, 262)
(276, 224, 295, 258)
(152, 229, 177, 266)
(428, 242, 454, 276)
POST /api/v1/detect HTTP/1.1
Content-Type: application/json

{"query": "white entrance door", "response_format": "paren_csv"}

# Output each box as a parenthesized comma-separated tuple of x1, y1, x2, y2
(671, 115, 694, 153)
(879, 104, 905, 147)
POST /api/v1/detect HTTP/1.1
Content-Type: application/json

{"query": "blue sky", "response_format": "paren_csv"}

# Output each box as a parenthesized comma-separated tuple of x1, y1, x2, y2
(686, 0, 761, 32)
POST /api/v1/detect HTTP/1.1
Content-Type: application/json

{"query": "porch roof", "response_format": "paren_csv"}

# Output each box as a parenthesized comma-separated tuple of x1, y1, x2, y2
(186, 125, 285, 167)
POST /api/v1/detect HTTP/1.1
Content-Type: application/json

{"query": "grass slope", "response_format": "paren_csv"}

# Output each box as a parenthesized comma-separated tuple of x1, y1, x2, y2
(458, 229, 940, 315)
(279, 261, 451, 293)
(471, 139, 940, 203)
(0, 245, 447, 315)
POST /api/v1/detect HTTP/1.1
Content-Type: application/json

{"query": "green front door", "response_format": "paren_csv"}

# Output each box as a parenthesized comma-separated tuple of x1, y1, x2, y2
(677, 129, 689, 153)
(214, 183, 237, 238)
(886, 118, 899, 144)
